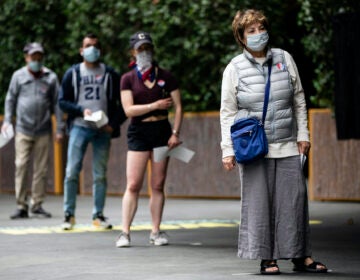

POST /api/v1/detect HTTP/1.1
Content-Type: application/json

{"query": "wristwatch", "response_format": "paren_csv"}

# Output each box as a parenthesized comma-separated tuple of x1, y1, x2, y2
(172, 129, 179, 137)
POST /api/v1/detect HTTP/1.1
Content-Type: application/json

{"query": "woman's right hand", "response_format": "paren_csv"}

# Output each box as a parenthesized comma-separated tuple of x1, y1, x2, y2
(155, 97, 173, 110)
(222, 156, 236, 171)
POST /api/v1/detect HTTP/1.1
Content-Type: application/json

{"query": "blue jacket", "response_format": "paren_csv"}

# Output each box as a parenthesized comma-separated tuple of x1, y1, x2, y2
(58, 63, 126, 138)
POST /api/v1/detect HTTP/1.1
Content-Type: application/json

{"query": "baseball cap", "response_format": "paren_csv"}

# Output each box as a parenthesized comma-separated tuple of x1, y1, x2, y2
(130, 31, 153, 50)
(23, 42, 44, 55)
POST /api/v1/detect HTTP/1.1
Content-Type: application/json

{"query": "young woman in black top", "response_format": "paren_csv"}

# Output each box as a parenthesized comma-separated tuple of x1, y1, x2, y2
(116, 31, 183, 247)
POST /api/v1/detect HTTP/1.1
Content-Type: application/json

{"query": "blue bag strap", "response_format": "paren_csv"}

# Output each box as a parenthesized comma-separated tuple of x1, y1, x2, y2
(262, 61, 272, 124)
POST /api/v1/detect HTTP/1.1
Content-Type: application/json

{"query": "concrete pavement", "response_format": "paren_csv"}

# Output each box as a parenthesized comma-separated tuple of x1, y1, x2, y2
(0, 194, 359, 279)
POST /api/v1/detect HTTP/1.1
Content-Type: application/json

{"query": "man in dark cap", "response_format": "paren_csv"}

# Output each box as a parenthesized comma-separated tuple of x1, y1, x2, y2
(2, 42, 64, 219)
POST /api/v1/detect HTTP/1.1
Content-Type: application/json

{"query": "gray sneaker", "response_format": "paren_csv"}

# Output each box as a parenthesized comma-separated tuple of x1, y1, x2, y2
(116, 232, 131, 248)
(149, 231, 169, 246)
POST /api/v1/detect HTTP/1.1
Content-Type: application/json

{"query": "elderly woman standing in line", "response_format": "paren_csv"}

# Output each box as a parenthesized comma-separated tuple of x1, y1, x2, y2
(220, 9, 328, 275)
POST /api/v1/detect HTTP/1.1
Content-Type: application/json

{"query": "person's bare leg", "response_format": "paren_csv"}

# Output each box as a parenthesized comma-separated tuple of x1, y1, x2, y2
(149, 155, 169, 233)
(121, 151, 150, 233)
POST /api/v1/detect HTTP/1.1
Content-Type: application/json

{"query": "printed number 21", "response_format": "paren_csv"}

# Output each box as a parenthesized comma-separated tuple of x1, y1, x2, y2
(85, 87, 100, 100)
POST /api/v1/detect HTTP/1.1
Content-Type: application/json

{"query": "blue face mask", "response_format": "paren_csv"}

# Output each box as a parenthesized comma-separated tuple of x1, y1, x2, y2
(246, 31, 269, 52)
(28, 61, 42, 72)
(83, 46, 100, 63)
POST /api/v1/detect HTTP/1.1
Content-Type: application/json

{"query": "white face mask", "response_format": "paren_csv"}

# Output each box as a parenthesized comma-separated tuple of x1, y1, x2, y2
(135, 51, 153, 73)
(246, 31, 269, 52)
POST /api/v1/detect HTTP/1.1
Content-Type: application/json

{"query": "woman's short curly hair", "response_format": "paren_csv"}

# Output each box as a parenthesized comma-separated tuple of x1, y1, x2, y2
(232, 9, 269, 49)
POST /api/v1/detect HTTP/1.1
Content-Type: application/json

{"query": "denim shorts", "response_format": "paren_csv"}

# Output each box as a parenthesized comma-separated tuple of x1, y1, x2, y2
(127, 119, 172, 151)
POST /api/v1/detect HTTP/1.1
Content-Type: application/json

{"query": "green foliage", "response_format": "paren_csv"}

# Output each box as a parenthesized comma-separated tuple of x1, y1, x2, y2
(297, 0, 360, 108)
(1, 0, 345, 113)
(0, 0, 68, 108)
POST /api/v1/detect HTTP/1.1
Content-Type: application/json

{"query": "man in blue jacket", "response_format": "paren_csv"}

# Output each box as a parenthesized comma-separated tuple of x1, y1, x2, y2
(58, 33, 126, 230)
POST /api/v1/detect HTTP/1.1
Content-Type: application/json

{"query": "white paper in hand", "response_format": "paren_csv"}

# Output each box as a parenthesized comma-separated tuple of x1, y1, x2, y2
(168, 146, 195, 163)
(153, 146, 169, 162)
(84, 110, 109, 128)
(153, 146, 195, 163)
(0, 124, 14, 148)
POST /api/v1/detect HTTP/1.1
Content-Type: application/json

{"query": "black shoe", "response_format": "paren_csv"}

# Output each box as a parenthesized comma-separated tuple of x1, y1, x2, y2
(260, 260, 281, 275)
(292, 258, 328, 273)
(30, 206, 52, 218)
(10, 209, 29, 219)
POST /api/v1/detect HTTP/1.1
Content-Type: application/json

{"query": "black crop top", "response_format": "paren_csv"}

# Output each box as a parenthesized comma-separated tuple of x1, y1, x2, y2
(120, 67, 179, 123)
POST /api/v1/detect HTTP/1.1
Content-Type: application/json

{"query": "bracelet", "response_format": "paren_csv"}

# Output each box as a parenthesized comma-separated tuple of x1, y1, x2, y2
(172, 129, 179, 137)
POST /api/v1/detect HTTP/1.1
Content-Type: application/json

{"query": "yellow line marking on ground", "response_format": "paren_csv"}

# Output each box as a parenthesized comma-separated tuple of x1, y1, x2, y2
(0, 219, 322, 235)
(310, 220, 322, 225)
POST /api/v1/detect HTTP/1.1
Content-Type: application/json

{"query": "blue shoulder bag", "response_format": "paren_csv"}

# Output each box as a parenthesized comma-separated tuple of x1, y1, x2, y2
(230, 62, 272, 164)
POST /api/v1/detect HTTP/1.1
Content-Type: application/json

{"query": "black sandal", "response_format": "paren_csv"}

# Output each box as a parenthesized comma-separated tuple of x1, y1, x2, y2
(292, 258, 328, 273)
(260, 260, 281, 275)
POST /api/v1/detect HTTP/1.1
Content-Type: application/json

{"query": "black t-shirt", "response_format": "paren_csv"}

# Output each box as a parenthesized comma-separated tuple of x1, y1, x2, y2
(120, 67, 178, 123)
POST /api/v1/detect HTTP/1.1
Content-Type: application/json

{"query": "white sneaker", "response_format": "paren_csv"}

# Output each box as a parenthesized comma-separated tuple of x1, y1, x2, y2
(150, 231, 169, 246)
(92, 213, 112, 230)
(61, 213, 75, 230)
(116, 232, 131, 247)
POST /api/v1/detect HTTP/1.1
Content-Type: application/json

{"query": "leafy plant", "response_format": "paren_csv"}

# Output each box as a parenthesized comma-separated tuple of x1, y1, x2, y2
(2, 0, 344, 113)
(297, 0, 360, 108)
